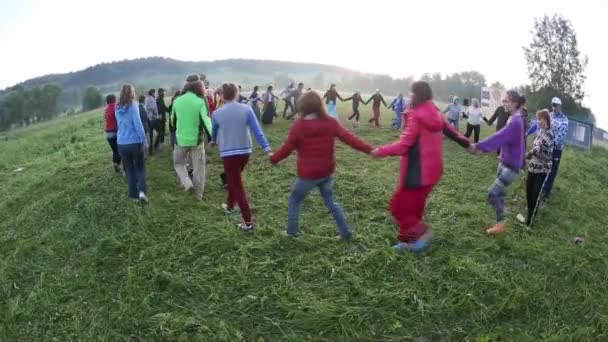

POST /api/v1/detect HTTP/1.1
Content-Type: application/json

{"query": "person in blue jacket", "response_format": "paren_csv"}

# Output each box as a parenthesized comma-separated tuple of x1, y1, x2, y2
(116, 84, 149, 203)
(388, 93, 407, 129)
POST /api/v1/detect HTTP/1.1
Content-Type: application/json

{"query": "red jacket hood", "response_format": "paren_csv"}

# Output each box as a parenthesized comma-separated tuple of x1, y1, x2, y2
(411, 100, 443, 132)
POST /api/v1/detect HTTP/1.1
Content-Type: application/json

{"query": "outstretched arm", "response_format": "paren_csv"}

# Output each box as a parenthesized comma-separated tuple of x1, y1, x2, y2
(336, 122, 373, 153)
(246, 108, 271, 153)
(442, 119, 471, 148)
(270, 123, 298, 164)
(375, 113, 419, 157)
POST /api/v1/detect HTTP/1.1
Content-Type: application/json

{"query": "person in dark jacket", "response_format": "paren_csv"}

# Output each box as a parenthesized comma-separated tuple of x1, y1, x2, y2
(344, 91, 366, 128)
(168, 90, 181, 148)
(372, 81, 470, 252)
(484, 99, 510, 131)
(156, 88, 170, 149)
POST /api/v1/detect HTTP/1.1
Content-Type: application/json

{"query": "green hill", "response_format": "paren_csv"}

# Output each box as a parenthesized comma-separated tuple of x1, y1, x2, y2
(1, 103, 608, 340)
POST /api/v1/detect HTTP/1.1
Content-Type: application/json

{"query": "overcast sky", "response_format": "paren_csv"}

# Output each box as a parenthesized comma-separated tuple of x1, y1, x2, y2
(1, 0, 606, 128)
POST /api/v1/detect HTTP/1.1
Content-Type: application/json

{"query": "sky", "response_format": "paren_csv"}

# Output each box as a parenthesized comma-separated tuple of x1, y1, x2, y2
(0, 0, 606, 128)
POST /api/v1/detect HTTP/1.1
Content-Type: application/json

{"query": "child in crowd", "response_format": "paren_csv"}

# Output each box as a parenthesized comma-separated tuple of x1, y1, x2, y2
(271, 91, 373, 240)
(372, 81, 470, 251)
(212, 83, 272, 232)
(104, 94, 121, 173)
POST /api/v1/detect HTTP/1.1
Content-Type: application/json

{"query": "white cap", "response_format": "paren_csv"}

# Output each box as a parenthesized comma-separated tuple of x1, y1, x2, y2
(552, 97, 562, 105)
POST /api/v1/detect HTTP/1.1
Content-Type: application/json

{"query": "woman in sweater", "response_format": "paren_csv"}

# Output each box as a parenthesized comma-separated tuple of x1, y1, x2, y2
(271, 91, 373, 240)
(372, 81, 470, 251)
(211, 84, 272, 232)
(116, 84, 148, 202)
(104, 94, 121, 173)
(470, 90, 527, 234)
(322, 84, 344, 119)
(525, 109, 554, 227)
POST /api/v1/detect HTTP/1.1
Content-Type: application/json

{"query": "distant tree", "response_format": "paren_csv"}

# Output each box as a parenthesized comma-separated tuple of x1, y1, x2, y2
(82, 86, 103, 111)
(524, 14, 588, 100)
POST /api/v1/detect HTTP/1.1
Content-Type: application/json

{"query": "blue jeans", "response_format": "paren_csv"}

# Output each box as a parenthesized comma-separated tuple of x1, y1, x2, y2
(448, 118, 460, 131)
(118, 143, 147, 199)
(287, 176, 352, 238)
(392, 112, 402, 129)
(542, 149, 562, 200)
(488, 163, 519, 223)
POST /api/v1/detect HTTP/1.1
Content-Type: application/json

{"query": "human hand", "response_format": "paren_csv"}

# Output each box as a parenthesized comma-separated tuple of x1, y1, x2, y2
(467, 144, 477, 154)
(209, 141, 217, 147)
(371, 149, 381, 158)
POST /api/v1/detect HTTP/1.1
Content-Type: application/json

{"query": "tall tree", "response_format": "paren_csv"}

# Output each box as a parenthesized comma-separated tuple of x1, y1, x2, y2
(523, 14, 588, 100)
(82, 86, 103, 111)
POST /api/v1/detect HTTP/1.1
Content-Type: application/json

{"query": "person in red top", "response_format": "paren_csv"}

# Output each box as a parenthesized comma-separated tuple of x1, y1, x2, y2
(104, 94, 121, 173)
(271, 91, 373, 240)
(372, 81, 470, 252)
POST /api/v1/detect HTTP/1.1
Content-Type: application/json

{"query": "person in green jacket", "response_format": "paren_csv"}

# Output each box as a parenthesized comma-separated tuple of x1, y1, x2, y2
(170, 74, 212, 200)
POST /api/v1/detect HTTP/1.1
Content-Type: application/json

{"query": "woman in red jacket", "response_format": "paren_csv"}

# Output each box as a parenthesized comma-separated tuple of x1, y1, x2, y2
(372, 81, 470, 252)
(271, 91, 373, 240)
(104, 94, 121, 173)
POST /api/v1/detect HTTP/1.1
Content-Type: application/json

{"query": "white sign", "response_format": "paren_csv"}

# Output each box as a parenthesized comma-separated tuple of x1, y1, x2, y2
(480, 87, 491, 107)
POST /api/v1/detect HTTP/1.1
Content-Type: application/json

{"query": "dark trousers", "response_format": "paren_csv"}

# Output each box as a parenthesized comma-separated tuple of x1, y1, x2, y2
(368, 106, 381, 127)
(118, 143, 147, 199)
(159, 117, 166, 144)
(149, 119, 162, 153)
(223, 155, 252, 224)
(526, 172, 547, 226)
(464, 123, 481, 143)
(348, 108, 361, 121)
(107, 136, 121, 165)
(283, 100, 294, 117)
(542, 149, 562, 200)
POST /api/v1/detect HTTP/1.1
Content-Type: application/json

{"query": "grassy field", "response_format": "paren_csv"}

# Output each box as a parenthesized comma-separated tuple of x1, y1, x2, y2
(1, 102, 608, 341)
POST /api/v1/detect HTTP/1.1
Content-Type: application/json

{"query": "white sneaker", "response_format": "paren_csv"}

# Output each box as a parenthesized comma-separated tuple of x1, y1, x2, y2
(516, 214, 526, 223)
(139, 191, 149, 203)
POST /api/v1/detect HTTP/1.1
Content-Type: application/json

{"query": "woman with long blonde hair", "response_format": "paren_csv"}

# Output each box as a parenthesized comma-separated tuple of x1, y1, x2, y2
(116, 84, 148, 202)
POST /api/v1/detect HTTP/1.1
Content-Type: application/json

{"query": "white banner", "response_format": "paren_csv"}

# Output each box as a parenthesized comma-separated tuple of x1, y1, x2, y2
(481, 87, 491, 107)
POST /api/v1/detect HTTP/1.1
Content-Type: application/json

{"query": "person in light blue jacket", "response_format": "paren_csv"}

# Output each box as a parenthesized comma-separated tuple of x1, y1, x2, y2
(116, 84, 149, 203)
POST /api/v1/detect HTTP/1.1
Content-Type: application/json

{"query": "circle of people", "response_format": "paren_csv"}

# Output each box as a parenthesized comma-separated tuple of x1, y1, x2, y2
(103, 74, 569, 252)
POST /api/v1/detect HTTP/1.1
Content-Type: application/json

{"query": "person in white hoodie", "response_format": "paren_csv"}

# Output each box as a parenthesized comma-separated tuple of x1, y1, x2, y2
(464, 98, 484, 143)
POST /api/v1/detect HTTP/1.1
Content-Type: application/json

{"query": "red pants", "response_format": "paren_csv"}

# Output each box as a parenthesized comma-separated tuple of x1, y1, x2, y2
(223, 155, 252, 224)
(368, 106, 381, 127)
(390, 185, 433, 242)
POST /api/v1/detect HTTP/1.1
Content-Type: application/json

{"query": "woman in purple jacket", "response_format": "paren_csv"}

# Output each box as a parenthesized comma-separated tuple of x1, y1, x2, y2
(470, 90, 527, 235)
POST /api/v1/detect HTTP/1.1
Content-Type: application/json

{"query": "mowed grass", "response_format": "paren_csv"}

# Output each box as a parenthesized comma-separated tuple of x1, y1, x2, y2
(1, 103, 608, 341)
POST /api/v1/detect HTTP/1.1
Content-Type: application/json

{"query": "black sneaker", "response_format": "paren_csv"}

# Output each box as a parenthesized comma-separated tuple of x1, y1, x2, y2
(238, 223, 255, 233)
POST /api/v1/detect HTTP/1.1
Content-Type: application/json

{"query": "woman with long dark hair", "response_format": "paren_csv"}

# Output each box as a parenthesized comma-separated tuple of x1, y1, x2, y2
(261, 85, 278, 125)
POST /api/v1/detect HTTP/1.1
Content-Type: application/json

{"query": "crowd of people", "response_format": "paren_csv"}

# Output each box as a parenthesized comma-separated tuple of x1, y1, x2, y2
(103, 74, 569, 252)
